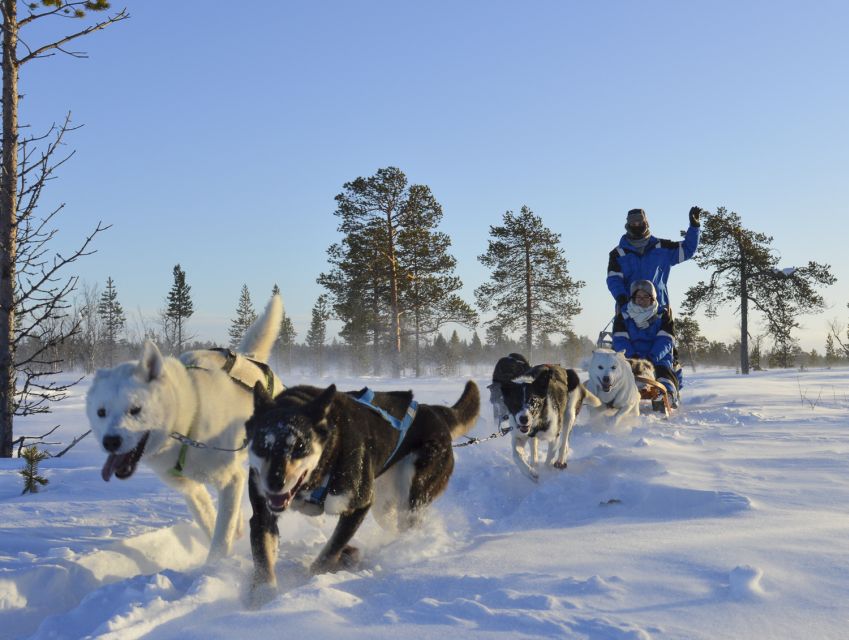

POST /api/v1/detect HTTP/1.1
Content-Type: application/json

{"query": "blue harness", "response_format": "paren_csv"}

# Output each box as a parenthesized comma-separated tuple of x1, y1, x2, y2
(302, 387, 419, 507)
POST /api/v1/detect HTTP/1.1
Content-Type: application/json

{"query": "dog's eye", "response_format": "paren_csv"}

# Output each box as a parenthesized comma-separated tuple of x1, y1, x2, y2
(292, 441, 307, 458)
(611, 365, 617, 370)
(97, 408, 106, 418)
(129, 406, 142, 416)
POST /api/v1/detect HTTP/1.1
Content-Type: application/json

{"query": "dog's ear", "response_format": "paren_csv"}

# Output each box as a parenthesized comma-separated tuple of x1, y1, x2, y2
(533, 367, 553, 391)
(309, 384, 336, 424)
(252, 381, 274, 414)
(136, 340, 164, 382)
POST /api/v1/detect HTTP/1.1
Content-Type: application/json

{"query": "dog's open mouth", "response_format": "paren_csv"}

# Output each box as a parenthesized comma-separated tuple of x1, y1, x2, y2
(266, 471, 307, 513)
(601, 382, 612, 393)
(101, 432, 150, 482)
(518, 424, 530, 434)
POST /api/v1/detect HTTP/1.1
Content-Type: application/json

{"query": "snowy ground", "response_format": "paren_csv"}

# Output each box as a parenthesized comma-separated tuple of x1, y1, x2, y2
(2, 366, 849, 640)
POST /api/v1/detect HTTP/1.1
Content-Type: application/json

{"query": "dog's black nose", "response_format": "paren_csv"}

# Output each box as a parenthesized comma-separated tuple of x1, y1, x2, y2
(602, 376, 611, 385)
(518, 414, 529, 426)
(102, 435, 122, 452)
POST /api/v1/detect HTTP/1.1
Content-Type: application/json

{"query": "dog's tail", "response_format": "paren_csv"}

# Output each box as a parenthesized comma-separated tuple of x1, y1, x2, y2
(581, 384, 602, 408)
(238, 293, 283, 362)
(448, 380, 480, 439)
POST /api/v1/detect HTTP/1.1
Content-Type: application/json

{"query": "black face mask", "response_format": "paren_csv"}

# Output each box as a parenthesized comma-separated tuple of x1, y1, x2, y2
(626, 222, 649, 239)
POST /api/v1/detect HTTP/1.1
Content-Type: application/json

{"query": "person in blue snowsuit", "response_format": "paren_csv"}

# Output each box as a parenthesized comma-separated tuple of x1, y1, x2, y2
(612, 280, 680, 406)
(606, 206, 703, 312)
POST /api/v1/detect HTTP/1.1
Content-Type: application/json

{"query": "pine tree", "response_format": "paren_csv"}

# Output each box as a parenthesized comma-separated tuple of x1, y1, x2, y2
(475, 206, 584, 358)
(683, 207, 835, 374)
(825, 334, 838, 367)
(165, 264, 194, 354)
(397, 184, 477, 376)
(271, 284, 297, 373)
(19, 445, 49, 494)
(319, 223, 387, 375)
(306, 294, 331, 376)
(321, 167, 412, 376)
(97, 277, 125, 366)
(228, 284, 257, 349)
(676, 315, 702, 372)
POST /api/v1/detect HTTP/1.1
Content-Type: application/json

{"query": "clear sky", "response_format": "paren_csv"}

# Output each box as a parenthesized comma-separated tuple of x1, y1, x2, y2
(17, 0, 849, 352)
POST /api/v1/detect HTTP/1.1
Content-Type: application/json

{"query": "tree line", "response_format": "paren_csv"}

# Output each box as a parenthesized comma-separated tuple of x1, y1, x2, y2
(0, 5, 841, 456)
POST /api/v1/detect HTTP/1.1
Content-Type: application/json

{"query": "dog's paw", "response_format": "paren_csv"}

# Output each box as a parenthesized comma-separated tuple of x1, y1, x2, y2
(247, 582, 278, 609)
(553, 461, 568, 470)
(311, 545, 361, 574)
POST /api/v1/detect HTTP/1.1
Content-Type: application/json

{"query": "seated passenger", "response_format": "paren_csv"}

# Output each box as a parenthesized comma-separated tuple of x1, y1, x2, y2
(612, 280, 680, 407)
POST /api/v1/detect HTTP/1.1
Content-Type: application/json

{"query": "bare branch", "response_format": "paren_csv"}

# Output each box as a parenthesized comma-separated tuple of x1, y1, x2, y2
(18, 9, 129, 66)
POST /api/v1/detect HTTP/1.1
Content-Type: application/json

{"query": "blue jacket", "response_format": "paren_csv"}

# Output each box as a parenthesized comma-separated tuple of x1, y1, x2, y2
(606, 225, 700, 309)
(612, 306, 675, 370)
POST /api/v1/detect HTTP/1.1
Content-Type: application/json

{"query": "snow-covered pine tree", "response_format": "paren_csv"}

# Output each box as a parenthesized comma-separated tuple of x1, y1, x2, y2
(475, 206, 584, 359)
(19, 445, 48, 494)
(97, 277, 125, 366)
(228, 285, 257, 350)
(165, 265, 194, 354)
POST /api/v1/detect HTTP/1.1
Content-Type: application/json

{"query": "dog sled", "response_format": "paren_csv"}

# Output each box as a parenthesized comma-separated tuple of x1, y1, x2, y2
(597, 319, 675, 418)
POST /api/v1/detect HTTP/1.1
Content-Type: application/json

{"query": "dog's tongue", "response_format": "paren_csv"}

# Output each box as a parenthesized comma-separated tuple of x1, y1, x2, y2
(101, 453, 127, 482)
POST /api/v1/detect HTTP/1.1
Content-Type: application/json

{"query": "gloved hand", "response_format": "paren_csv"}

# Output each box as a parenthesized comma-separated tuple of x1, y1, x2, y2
(689, 206, 703, 227)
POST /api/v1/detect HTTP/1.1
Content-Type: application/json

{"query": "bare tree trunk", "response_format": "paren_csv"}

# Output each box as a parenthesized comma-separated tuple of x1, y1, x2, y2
(1, 0, 19, 457)
(740, 255, 750, 375)
(414, 305, 421, 377)
(386, 210, 402, 377)
(524, 243, 533, 357)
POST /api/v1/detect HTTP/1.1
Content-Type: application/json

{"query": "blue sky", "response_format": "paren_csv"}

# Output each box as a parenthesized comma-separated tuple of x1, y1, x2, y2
(18, 1, 849, 351)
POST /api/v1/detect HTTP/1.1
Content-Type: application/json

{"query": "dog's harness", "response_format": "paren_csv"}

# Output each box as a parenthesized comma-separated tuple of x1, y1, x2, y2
(352, 387, 418, 473)
(291, 389, 418, 511)
(169, 349, 279, 477)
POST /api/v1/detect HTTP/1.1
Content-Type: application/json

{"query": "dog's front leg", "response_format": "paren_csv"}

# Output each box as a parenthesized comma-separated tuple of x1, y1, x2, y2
(553, 421, 575, 469)
(512, 434, 538, 482)
(311, 505, 370, 574)
(207, 467, 246, 562)
(164, 475, 216, 541)
(247, 469, 280, 609)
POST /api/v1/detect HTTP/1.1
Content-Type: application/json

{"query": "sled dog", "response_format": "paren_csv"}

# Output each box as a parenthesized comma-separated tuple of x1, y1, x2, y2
(86, 294, 284, 561)
(629, 357, 656, 381)
(500, 363, 600, 481)
(244, 380, 479, 606)
(585, 348, 641, 426)
(488, 353, 530, 431)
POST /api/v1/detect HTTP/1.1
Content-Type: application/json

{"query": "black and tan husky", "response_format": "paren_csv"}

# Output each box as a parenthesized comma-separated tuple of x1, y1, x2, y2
(244, 381, 479, 606)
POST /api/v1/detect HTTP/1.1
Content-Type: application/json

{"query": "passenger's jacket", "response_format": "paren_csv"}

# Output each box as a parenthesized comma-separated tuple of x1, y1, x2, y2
(612, 306, 675, 370)
(606, 225, 700, 309)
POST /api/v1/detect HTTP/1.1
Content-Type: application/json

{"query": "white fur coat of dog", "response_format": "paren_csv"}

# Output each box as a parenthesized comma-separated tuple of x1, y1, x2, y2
(86, 294, 284, 561)
(585, 348, 641, 426)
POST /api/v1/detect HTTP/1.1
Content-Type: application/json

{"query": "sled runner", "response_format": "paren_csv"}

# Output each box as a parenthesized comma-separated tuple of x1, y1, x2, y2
(635, 375, 673, 418)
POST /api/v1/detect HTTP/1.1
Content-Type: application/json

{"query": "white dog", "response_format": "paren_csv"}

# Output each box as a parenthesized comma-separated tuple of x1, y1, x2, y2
(585, 348, 641, 426)
(86, 294, 284, 561)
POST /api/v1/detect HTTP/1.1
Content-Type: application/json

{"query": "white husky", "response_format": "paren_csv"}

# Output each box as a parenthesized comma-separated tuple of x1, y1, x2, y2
(86, 294, 284, 561)
(585, 348, 641, 426)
